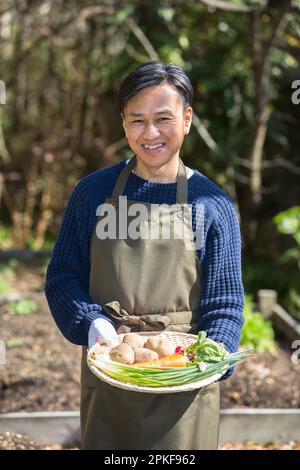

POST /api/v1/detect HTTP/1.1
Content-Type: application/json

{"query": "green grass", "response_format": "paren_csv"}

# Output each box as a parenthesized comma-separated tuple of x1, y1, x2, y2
(6, 337, 26, 348)
(0, 279, 11, 294)
(9, 299, 38, 316)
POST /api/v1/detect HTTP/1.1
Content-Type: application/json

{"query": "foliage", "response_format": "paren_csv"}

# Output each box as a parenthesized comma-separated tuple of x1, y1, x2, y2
(0, 0, 299, 252)
(273, 206, 300, 268)
(0, 225, 14, 250)
(6, 337, 26, 348)
(0, 258, 18, 293)
(270, 206, 300, 320)
(0, 279, 11, 294)
(0, 258, 18, 276)
(9, 299, 38, 316)
(240, 295, 277, 353)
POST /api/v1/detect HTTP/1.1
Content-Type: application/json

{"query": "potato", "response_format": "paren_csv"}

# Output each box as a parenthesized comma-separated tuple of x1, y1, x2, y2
(122, 333, 145, 350)
(145, 336, 174, 358)
(109, 343, 135, 365)
(134, 348, 158, 363)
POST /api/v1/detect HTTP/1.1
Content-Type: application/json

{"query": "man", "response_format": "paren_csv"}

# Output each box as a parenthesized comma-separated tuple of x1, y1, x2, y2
(45, 60, 244, 450)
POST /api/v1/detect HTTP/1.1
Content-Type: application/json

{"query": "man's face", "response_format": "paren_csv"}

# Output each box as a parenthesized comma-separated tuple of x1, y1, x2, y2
(122, 84, 193, 169)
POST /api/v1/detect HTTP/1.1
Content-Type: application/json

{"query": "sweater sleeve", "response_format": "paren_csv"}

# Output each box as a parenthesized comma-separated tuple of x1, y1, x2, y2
(198, 196, 245, 380)
(45, 180, 116, 346)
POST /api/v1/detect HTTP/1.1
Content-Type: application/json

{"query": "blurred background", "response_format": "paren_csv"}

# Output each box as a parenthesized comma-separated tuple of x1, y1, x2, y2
(0, 0, 299, 450)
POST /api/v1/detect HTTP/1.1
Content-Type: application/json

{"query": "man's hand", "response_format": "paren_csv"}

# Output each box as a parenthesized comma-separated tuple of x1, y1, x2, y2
(88, 318, 119, 348)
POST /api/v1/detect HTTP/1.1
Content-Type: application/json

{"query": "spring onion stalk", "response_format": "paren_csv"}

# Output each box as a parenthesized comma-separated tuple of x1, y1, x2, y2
(89, 349, 253, 388)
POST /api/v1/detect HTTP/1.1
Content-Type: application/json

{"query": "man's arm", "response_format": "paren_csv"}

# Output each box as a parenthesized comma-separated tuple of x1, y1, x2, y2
(198, 196, 245, 380)
(45, 180, 116, 345)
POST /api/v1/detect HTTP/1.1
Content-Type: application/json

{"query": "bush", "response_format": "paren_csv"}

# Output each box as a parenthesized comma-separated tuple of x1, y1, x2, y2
(240, 295, 277, 353)
(273, 206, 300, 268)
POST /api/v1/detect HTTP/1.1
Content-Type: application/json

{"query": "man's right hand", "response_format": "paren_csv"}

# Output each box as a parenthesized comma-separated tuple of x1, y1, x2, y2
(88, 318, 119, 348)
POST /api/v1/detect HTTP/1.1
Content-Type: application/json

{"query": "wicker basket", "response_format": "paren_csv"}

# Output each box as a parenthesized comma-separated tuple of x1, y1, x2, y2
(87, 331, 228, 394)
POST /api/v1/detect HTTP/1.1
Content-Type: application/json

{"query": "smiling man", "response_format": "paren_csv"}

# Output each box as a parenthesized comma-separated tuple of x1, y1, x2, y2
(45, 60, 244, 450)
(122, 83, 192, 181)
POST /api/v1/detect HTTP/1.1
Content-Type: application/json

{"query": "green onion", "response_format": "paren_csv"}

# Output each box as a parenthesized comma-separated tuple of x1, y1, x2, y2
(89, 349, 253, 388)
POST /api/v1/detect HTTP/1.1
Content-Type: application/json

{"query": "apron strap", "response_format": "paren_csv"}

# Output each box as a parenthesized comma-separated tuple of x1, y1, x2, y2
(103, 301, 171, 332)
(102, 301, 198, 333)
(176, 158, 188, 204)
(111, 155, 188, 204)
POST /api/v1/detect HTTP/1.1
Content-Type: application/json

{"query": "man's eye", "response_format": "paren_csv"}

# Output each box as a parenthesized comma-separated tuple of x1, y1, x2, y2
(130, 118, 169, 124)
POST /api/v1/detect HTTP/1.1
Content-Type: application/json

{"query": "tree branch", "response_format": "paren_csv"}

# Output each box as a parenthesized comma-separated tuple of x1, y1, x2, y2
(234, 156, 300, 175)
(125, 44, 149, 63)
(259, 0, 292, 87)
(0, 107, 11, 163)
(199, 0, 254, 13)
(192, 113, 219, 152)
(125, 17, 160, 60)
(247, 0, 292, 208)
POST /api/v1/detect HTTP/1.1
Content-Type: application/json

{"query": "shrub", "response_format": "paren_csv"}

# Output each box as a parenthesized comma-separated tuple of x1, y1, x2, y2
(240, 295, 277, 353)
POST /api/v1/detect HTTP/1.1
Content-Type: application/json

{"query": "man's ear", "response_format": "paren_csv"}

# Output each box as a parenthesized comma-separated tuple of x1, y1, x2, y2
(121, 114, 127, 137)
(184, 106, 193, 135)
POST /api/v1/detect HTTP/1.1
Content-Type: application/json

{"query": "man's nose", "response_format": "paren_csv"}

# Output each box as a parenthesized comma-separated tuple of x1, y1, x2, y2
(143, 122, 160, 139)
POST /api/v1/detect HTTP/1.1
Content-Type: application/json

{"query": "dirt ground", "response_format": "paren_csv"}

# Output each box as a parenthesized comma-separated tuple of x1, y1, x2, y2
(0, 432, 299, 450)
(0, 294, 81, 413)
(0, 432, 66, 450)
(220, 338, 300, 408)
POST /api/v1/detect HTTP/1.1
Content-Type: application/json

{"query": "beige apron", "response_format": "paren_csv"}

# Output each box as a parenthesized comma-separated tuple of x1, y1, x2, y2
(80, 156, 220, 450)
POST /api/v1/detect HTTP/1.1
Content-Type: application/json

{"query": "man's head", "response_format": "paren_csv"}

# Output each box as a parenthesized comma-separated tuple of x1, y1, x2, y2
(118, 61, 193, 170)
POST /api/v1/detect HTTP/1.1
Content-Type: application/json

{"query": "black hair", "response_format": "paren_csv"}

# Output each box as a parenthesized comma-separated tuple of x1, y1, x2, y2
(118, 60, 193, 116)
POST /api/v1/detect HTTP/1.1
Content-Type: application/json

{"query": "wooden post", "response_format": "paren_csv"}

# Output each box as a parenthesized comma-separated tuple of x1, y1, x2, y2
(257, 289, 277, 318)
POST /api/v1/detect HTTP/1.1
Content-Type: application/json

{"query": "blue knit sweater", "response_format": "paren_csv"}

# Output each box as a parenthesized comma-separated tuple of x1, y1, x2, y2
(45, 159, 244, 380)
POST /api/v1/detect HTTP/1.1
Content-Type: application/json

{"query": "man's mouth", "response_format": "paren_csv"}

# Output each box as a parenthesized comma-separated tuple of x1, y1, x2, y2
(141, 143, 166, 154)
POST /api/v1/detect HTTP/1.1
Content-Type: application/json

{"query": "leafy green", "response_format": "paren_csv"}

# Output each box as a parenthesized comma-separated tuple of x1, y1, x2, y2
(184, 331, 228, 365)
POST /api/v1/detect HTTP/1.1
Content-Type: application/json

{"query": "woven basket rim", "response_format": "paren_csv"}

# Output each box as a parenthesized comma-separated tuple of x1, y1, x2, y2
(87, 331, 227, 394)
